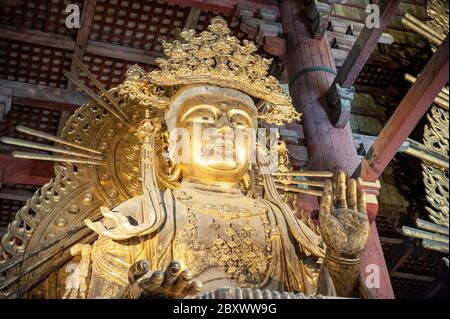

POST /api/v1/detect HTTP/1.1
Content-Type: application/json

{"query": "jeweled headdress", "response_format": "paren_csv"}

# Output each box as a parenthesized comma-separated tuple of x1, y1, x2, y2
(118, 16, 300, 126)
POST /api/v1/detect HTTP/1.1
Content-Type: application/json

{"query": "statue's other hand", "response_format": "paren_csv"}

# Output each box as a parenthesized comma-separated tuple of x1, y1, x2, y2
(128, 260, 202, 299)
(319, 171, 370, 259)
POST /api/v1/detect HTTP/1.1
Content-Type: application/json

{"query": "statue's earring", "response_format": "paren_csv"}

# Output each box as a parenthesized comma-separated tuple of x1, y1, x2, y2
(166, 161, 181, 182)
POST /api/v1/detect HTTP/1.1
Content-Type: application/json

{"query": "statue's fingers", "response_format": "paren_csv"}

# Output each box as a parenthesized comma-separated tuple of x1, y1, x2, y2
(357, 188, 367, 217)
(319, 181, 333, 219)
(182, 280, 203, 297)
(161, 260, 183, 288)
(128, 260, 150, 283)
(173, 269, 193, 294)
(140, 270, 164, 291)
(347, 178, 358, 211)
(335, 170, 347, 209)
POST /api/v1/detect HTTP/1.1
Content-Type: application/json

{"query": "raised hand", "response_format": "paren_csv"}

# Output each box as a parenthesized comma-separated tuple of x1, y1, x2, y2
(319, 171, 370, 259)
(128, 260, 202, 299)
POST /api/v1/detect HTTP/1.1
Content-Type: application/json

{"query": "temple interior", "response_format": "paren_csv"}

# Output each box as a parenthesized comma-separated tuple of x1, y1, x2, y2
(0, 0, 448, 299)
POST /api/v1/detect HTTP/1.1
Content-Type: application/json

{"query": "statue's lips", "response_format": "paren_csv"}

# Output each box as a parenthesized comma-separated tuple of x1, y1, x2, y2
(202, 141, 236, 156)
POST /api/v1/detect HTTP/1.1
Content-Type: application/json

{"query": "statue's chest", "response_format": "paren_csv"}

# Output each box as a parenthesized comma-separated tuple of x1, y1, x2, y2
(172, 207, 273, 287)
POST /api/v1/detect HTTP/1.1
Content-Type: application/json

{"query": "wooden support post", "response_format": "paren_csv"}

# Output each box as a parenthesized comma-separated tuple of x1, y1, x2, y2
(356, 36, 449, 182)
(68, 0, 98, 90)
(360, 222, 396, 298)
(280, 0, 394, 298)
(327, 0, 401, 128)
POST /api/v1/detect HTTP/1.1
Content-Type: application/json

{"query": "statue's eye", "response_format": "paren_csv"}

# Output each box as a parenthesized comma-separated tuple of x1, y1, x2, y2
(190, 111, 215, 123)
(230, 114, 250, 128)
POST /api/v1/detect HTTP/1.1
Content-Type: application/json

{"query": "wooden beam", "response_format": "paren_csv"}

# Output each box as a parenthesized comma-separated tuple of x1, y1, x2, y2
(421, 277, 444, 298)
(0, 24, 75, 50)
(13, 97, 78, 112)
(164, 0, 279, 15)
(68, 0, 98, 90)
(0, 80, 89, 106)
(392, 272, 435, 283)
(327, 0, 401, 127)
(85, 40, 161, 66)
(0, 188, 34, 202)
(385, 238, 416, 275)
(0, 154, 53, 186)
(0, 24, 161, 66)
(379, 237, 404, 245)
(334, 0, 401, 86)
(357, 36, 449, 181)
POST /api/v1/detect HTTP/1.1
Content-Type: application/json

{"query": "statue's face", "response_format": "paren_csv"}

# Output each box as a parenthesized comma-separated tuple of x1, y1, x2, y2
(171, 92, 256, 185)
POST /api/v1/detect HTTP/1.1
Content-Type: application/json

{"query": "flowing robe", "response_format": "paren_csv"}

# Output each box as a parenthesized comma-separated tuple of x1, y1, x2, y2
(83, 185, 336, 299)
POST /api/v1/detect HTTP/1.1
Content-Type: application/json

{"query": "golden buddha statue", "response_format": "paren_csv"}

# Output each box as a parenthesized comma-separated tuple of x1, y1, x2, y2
(0, 17, 370, 300)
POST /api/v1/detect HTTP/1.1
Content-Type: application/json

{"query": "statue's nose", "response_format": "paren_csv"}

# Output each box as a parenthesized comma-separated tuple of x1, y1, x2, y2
(215, 114, 232, 133)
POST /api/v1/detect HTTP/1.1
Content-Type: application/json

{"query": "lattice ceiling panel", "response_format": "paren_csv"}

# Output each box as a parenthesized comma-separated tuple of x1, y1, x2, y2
(195, 10, 248, 40)
(0, 199, 24, 229)
(90, 0, 190, 52)
(356, 64, 405, 88)
(0, 103, 60, 144)
(376, 213, 402, 237)
(380, 241, 396, 254)
(80, 53, 155, 91)
(398, 253, 439, 277)
(391, 276, 431, 299)
(1, 184, 39, 193)
(0, 39, 71, 88)
(0, 0, 83, 36)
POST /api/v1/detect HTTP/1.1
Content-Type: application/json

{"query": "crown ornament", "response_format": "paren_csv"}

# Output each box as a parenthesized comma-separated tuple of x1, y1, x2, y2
(119, 16, 300, 125)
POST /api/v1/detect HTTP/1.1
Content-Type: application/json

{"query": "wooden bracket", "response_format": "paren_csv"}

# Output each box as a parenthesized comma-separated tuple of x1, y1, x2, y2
(326, 83, 355, 128)
(306, 0, 332, 39)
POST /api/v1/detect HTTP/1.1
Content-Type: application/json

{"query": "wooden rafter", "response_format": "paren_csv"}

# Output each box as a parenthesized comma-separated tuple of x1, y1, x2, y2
(357, 36, 449, 182)
(386, 238, 416, 275)
(184, 8, 202, 30)
(68, 0, 98, 90)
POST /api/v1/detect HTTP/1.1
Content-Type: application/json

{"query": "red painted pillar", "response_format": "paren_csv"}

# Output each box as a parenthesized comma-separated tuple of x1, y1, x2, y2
(279, 0, 394, 298)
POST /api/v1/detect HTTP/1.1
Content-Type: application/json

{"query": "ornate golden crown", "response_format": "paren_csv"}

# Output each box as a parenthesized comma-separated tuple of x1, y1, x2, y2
(118, 16, 300, 126)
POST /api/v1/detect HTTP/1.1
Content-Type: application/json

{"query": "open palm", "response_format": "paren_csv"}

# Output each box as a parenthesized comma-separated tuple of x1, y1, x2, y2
(319, 171, 370, 259)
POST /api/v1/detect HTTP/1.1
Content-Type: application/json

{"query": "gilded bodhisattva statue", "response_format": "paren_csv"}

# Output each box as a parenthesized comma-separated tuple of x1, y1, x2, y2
(74, 17, 369, 299)
(1, 17, 370, 299)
